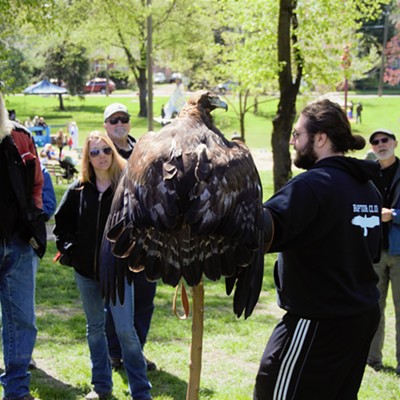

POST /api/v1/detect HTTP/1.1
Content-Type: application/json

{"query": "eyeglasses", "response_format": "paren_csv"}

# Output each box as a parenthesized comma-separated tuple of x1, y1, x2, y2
(89, 147, 113, 157)
(292, 129, 305, 140)
(371, 137, 390, 146)
(107, 116, 130, 125)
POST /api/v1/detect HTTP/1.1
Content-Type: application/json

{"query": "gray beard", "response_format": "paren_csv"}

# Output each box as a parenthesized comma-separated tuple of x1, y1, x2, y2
(113, 126, 128, 138)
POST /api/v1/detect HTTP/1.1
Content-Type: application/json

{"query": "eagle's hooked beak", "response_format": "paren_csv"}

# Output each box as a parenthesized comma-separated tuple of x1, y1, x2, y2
(210, 96, 228, 112)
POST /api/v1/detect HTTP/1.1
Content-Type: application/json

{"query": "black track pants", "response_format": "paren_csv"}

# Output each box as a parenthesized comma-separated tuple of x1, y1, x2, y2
(254, 304, 380, 400)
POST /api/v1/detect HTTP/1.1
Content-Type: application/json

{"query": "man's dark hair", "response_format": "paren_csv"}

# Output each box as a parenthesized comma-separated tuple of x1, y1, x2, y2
(301, 99, 365, 153)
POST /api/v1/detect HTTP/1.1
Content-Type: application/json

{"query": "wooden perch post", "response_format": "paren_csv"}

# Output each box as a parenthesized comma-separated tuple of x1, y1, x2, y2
(186, 280, 204, 400)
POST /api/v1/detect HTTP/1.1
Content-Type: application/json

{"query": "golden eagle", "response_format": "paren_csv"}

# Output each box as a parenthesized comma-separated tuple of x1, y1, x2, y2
(101, 90, 268, 320)
(101, 91, 264, 318)
(101, 90, 272, 399)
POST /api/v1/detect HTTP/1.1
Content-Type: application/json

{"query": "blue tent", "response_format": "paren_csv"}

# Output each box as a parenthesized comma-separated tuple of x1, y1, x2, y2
(23, 80, 68, 145)
(23, 79, 68, 95)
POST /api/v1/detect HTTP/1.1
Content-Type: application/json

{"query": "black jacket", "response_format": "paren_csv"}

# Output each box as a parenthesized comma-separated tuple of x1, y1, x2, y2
(265, 156, 382, 318)
(0, 125, 46, 257)
(115, 135, 136, 160)
(54, 179, 114, 280)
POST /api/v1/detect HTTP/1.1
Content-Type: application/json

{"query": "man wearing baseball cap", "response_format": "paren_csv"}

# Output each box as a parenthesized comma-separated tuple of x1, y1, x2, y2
(367, 128, 400, 374)
(103, 103, 158, 372)
(103, 103, 136, 159)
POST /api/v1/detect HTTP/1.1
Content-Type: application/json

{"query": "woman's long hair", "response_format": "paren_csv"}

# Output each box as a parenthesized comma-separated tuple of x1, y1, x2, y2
(81, 130, 126, 191)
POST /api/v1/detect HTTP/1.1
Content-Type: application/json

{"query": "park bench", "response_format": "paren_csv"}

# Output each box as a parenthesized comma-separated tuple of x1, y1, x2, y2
(45, 161, 77, 185)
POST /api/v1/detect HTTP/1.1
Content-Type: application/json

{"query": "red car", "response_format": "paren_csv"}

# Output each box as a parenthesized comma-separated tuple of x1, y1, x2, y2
(84, 78, 116, 94)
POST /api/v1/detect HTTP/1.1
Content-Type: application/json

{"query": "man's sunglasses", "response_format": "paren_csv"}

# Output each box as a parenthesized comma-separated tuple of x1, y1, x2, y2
(107, 116, 130, 125)
(371, 137, 390, 145)
(89, 147, 113, 157)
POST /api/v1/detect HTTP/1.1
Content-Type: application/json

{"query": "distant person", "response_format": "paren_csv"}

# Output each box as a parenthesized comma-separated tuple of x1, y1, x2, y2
(8, 109, 16, 121)
(348, 101, 354, 119)
(103, 103, 157, 371)
(163, 79, 185, 120)
(40, 143, 57, 161)
(24, 117, 34, 128)
(356, 102, 363, 124)
(67, 134, 73, 150)
(37, 116, 48, 136)
(55, 129, 65, 159)
(68, 121, 79, 149)
(41, 163, 57, 222)
(254, 99, 382, 399)
(0, 92, 46, 400)
(367, 129, 400, 374)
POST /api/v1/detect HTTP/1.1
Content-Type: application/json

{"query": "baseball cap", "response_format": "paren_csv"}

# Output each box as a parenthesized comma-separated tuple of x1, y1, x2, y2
(104, 103, 130, 122)
(369, 129, 396, 143)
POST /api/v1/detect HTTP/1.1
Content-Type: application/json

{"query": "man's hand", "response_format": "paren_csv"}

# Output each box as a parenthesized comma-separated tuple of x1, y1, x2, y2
(382, 207, 394, 222)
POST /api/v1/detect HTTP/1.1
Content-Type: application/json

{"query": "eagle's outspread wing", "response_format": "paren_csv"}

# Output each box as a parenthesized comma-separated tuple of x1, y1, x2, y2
(101, 91, 265, 318)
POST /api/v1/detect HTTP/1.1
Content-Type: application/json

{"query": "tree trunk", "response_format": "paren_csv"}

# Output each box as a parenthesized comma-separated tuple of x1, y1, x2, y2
(118, 30, 148, 118)
(254, 96, 258, 115)
(272, 0, 302, 192)
(58, 94, 64, 111)
(238, 90, 249, 141)
(272, 97, 295, 191)
(137, 67, 148, 118)
(239, 112, 245, 139)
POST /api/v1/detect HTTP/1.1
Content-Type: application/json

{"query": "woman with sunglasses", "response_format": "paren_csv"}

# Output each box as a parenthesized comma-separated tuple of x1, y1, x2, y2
(54, 131, 152, 400)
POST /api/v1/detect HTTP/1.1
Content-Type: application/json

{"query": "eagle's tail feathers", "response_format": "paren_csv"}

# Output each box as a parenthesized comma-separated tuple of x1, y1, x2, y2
(182, 257, 202, 286)
(143, 232, 163, 282)
(203, 241, 222, 282)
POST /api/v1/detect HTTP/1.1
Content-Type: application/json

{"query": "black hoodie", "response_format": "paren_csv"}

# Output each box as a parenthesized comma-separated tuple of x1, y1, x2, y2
(54, 179, 114, 280)
(265, 156, 382, 318)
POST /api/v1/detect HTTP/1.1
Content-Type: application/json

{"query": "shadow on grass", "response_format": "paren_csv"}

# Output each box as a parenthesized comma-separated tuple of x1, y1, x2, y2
(115, 367, 196, 400)
(32, 367, 83, 399)
(371, 365, 400, 376)
(0, 366, 81, 400)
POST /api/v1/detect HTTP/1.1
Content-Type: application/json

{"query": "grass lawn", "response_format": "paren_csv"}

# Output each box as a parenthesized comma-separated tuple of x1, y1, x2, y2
(1, 92, 400, 399)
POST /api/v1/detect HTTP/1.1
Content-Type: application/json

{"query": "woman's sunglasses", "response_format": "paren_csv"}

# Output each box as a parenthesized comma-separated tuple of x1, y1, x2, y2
(371, 137, 390, 145)
(89, 147, 113, 157)
(107, 116, 130, 125)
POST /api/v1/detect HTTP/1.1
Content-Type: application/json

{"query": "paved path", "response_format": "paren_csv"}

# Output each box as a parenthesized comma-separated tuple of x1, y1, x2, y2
(251, 149, 274, 171)
(46, 223, 55, 241)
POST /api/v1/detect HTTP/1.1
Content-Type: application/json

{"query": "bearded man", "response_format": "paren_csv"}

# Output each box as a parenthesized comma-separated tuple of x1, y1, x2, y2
(255, 99, 382, 400)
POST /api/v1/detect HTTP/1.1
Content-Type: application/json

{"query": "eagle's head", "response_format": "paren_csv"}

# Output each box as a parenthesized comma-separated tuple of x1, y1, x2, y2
(186, 90, 228, 113)
(178, 91, 228, 132)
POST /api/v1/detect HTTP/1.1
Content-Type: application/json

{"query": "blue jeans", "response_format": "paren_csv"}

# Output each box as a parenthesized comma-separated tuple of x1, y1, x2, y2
(368, 251, 400, 365)
(0, 235, 37, 400)
(75, 272, 152, 400)
(106, 271, 157, 358)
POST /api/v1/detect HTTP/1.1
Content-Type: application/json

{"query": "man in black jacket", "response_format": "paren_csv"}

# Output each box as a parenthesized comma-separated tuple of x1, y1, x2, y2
(254, 99, 382, 400)
(0, 93, 45, 400)
(367, 129, 400, 374)
(103, 103, 157, 371)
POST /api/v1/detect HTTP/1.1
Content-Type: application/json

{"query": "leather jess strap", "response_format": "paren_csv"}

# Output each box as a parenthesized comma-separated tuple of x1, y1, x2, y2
(172, 279, 190, 320)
